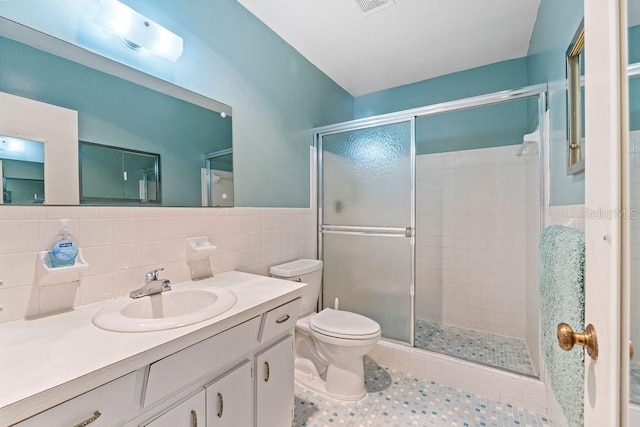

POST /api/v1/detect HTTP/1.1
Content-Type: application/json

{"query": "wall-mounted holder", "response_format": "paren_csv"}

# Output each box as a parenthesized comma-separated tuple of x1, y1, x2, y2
(187, 237, 217, 261)
(187, 237, 217, 280)
(36, 249, 89, 286)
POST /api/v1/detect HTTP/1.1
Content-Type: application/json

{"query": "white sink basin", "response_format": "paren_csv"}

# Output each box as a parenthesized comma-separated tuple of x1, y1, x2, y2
(93, 287, 237, 332)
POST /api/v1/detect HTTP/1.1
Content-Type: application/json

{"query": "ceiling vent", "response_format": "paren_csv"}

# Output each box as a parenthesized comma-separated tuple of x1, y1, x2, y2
(354, 0, 395, 16)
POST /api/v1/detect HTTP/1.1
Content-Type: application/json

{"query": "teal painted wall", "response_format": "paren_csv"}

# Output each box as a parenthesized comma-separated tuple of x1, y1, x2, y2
(354, 58, 531, 155)
(353, 1, 585, 206)
(0, 0, 354, 207)
(415, 99, 529, 155)
(0, 36, 230, 206)
(354, 58, 528, 117)
(527, 0, 584, 206)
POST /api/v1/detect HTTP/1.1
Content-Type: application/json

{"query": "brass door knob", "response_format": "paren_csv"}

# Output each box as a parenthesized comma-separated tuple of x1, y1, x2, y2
(557, 323, 598, 360)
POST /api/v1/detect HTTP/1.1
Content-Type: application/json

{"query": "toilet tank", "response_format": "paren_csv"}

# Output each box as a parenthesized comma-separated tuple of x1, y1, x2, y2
(269, 259, 323, 316)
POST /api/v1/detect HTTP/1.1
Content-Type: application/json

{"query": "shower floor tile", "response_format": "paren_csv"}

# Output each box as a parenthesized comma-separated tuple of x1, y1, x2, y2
(414, 320, 536, 376)
(293, 358, 551, 426)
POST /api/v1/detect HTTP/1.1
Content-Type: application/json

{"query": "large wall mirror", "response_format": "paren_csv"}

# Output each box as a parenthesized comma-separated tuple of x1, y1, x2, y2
(0, 17, 233, 207)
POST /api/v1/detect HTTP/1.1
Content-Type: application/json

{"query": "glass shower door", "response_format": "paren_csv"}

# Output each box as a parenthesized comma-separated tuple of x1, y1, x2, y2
(319, 120, 414, 343)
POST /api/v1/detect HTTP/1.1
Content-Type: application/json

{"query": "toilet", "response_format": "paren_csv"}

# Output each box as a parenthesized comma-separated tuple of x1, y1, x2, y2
(270, 259, 381, 401)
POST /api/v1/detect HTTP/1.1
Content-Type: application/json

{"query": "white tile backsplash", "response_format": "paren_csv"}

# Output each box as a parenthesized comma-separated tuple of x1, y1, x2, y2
(0, 206, 316, 323)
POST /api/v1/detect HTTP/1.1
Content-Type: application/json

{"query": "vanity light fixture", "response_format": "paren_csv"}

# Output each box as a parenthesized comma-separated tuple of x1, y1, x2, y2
(93, 0, 183, 62)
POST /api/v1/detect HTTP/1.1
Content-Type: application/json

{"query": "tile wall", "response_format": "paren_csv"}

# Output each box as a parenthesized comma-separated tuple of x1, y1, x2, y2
(545, 205, 586, 231)
(0, 206, 316, 324)
(415, 145, 530, 338)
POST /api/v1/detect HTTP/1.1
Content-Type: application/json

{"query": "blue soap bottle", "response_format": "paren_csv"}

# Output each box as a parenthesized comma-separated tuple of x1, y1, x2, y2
(49, 219, 79, 268)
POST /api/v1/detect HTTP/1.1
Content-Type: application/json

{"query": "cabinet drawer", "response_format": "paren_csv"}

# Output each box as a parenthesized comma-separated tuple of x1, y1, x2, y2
(259, 298, 300, 344)
(143, 316, 261, 407)
(15, 372, 137, 427)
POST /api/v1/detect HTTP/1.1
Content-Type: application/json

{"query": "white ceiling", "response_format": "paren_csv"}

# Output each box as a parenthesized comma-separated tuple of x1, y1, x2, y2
(237, 0, 541, 96)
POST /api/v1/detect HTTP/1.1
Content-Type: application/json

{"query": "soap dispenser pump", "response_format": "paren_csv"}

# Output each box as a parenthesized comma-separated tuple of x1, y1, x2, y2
(49, 219, 79, 268)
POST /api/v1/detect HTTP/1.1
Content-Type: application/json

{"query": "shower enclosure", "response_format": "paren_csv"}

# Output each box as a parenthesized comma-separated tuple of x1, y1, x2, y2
(315, 86, 546, 378)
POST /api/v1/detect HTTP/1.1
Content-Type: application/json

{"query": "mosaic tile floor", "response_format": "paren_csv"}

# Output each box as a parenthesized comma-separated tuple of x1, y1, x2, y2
(293, 358, 551, 427)
(414, 320, 536, 377)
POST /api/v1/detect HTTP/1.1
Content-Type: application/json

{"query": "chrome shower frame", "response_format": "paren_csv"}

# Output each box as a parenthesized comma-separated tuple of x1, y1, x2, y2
(313, 83, 548, 351)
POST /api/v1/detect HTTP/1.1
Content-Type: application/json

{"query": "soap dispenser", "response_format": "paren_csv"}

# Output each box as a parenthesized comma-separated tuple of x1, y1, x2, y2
(49, 219, 79, 268)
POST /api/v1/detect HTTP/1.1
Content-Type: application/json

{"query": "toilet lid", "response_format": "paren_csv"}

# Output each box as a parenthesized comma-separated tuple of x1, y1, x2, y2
(309, 308, 381, 339)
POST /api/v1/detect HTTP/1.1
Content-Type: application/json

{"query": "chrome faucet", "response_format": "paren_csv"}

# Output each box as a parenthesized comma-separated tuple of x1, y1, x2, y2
(129, 268, 172, 299)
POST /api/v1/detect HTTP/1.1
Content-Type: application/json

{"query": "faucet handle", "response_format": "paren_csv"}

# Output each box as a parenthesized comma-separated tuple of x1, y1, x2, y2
(145, 268, 165, 282)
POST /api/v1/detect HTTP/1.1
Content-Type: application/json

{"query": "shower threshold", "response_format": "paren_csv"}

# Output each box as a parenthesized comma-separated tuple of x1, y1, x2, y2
(414, 319, 537, 377)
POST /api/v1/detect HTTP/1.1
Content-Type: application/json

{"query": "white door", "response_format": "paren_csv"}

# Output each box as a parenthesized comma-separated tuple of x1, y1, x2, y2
(583, 0, 627, 424)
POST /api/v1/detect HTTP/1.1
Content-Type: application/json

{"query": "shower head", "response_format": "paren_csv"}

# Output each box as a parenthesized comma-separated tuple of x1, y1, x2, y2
(516, 128, 541, 157)
(516, 141, 531, 157)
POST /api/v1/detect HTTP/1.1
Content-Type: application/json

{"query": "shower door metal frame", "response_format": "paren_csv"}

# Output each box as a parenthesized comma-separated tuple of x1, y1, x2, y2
(316, 117, 417, 346)
(314, 83, 549, 352)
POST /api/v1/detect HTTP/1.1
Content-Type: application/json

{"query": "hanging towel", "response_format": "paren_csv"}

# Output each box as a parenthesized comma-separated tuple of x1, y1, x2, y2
(538, 225, 585, 426)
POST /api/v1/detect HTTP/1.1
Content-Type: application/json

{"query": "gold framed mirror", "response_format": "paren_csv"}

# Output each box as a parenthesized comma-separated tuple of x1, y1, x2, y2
(567, 20, 585, 175)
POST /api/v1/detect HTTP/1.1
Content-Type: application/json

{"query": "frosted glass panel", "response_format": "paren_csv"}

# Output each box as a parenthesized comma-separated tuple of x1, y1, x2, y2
(322, 233, 411, 342)
(322, 122, 411, 227)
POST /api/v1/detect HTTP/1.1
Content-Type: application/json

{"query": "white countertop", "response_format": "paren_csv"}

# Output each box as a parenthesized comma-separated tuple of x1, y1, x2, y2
(0, 271, 306, 426)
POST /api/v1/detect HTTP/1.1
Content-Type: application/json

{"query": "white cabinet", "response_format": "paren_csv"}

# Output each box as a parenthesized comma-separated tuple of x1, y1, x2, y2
(205, 361, 253, 427)
(143, 390, 205, 427)
(255, 335, 294, 427)
(13, 295, 299, 427)
(144, 316, 261, 407)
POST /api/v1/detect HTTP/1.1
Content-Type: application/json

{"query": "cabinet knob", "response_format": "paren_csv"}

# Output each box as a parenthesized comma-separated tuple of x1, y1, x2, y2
(191, 409, 198, 427)
(264, 361, 270, 382)
(72, 411, 101, 427)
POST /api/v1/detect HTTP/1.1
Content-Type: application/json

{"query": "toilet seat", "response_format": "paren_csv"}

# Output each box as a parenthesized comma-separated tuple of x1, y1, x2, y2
(309, 308, 381, 340)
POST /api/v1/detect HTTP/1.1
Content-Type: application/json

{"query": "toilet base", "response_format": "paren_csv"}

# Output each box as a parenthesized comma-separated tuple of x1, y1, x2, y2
(295, 357, 367, 402)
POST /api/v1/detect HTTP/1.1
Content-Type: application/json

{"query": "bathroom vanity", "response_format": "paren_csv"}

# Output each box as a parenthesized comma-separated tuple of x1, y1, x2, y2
(0, 271, 305, 427)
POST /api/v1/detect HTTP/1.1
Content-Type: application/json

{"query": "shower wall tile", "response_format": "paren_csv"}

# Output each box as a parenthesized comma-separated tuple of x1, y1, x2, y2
(545, 204, 585, 231)
(0, 206, 316, 324)
(415, 145, 530, 338)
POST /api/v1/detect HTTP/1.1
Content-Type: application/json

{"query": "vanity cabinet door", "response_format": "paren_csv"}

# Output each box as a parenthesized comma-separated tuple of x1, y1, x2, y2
(205, 361, 253, 427)
(255, 335, 294, 427)
(143, 390, 205, 427)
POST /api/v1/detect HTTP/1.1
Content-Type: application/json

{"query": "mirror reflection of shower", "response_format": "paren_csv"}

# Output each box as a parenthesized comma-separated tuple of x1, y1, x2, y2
(203, 149, 233, 207)
(0, 136, 45, 205)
